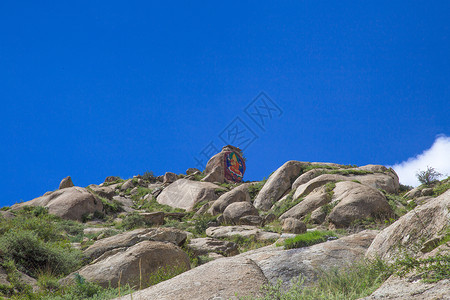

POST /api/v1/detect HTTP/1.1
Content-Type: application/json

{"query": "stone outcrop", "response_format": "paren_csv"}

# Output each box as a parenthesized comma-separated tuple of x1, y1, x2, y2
(11, 187, 103, 221)
(68, 241, 190, 288)
(59, 176, 74, 189)
(114, 257, 268, 300)
(328, 181, 393, 228)
(254, 161, 307, 210)
(163, 172, 178, 184)
(282, 218, 307, 234)
(84, 228, 187, 260)
(206, 225, 280, 241)
(208, 184, 251, 215)
(156, 179, 221, 211)
(223, 201, 259, 225)
(203, 145, 246, 183)
(366, 190, 450, 261)
(187, 237, 239, 256)
(280, 185, 331, 220)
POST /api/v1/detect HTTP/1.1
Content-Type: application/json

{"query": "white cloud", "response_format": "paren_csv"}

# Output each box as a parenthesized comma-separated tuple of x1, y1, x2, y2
(390, 135, 450, 187)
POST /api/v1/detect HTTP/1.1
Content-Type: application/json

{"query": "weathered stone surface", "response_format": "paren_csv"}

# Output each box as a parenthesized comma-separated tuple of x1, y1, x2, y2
(138, 212, 165, 225)
(84, 228, 187, 260)
(254, 161, 307, 210)
(114, 257, 268, 300)
(163, 172, 178, 184)
(282, 218, 307, 234)
(0, 210, 15, 220)
(69, 241, 190, 288)
(88, 185, 116, 199)
(241, 230, 378, 289)
(186, 168, 200, 175)
(280, 185, 331, 220)
(328, 181, 392, 228)
(422, 187, 434, 196)
(223, 201, 259, 225)
(59, 176, 74, 189)
(104, 176, 120, 183)
(238, 215, 264, 226)
(112, 195, 134, 213)
(120, 179, 134, 191)
(11, 187, 103, 221)
(291, 168, 327, 191)
(310, 206, 327, 224)
(404, 187, 422, 199)
(366, 190, 450, 261)
(206, 225, 280, 241)
(156, 179, 220, 211)
(349, 165, 400, 194)
(208, 184, 251, 215)
(359, 276, 450, 300)
(293, 174, 347, 200)
(187, 237, 239, 256)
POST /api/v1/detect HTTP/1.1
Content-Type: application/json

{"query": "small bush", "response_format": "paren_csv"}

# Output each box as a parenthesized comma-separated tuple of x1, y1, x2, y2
(0, 230, 82, 277)
(226, 235, 275, 253)
(120, 213, 146, 230)
(395, 253, 450, 283)
(281, 231, 338, 249)
(142, 171, 157, 183)
(147, 265, 188, 287)
(416, 166, 443, 185)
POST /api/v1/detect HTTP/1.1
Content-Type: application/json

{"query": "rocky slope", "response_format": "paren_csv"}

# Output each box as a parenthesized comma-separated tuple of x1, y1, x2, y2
(0, 158, 448, 299)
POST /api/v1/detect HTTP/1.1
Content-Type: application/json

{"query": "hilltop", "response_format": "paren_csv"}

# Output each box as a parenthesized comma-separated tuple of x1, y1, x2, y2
(0, 149, 449, 299)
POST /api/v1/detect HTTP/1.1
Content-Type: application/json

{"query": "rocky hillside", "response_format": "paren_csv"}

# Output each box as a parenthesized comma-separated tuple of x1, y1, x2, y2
(0, 155, 449, 299)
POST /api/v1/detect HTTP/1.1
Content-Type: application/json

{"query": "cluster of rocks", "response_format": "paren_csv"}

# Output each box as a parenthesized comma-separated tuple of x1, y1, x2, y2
(4, 145, 449, 299)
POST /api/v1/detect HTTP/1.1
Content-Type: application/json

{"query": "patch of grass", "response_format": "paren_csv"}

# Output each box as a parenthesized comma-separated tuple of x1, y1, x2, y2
(191, 215, 217, 236)
(225, 235, 275, 253)
(280, 230, 338, 249)
(245, 258, 393, 300)
(328, 169, 373, 175)
(147, 265, 188, 287)
(385, 193, 409, 217)
(102, 178, 125, 187)
(135, 194, 185, 214)
(395, 253, 450, 283)
(433, 177, 450, 196)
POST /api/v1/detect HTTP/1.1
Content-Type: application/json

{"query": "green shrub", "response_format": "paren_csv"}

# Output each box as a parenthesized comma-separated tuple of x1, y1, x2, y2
(119, 213, 146, 230)
(142, 171, 157, 183)
(395, 253, 450, 283)
(281, 231, 338, 249)
(226, 235, 275, 253)
(0, 230, 82, 277)
(192, 215, 217, 236)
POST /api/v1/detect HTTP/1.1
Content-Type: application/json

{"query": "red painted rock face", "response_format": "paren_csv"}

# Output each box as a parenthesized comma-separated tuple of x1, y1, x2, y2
(223, 151, 246, 182)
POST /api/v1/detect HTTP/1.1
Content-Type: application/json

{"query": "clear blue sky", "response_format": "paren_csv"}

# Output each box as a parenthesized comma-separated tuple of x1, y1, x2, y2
(1, 1, 449, 207)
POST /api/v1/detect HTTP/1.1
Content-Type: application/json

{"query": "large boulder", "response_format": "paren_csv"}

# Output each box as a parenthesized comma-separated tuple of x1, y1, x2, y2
(11, 187, 103, 221)
(352, 165, 399, 194)
(254, 161, 307, 210)
(59, 176, 74, 189)
(241, 230, 378, 289)
(207, 184, 251, 215)
(293, 174, 346, 200)
(156, 179, 221, 211)
(282, 218, 306, 234)
(223, 201, 259, 225)
(203, 145, 246, 183)
(328, 181, 393, 228)
(366, 190, 450, 261)
(114, 257, 268, 300)
(280, 185, 331, 220)
(163, 172, 178, 184)
(69, 241, 190, 288)
(84, 228, 187, 260)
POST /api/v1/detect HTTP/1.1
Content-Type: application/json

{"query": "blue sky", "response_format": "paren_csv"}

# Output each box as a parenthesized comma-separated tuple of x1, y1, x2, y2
(1, 1, 449, 207)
